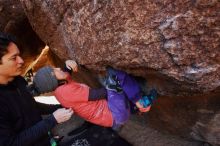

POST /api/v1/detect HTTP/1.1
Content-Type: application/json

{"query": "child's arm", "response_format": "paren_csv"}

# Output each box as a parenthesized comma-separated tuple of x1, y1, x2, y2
(88, 88, 107, 101)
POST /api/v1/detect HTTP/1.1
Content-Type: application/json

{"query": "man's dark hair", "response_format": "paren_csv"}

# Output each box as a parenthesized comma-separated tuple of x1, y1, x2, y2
(0, 32, 17, 63)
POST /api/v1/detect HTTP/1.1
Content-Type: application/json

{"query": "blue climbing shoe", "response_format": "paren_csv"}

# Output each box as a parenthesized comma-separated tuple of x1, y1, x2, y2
(139, 89, 158, 108)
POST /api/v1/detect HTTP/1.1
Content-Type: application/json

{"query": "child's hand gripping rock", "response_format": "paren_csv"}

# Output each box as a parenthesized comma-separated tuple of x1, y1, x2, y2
(65, 60, 78, 72)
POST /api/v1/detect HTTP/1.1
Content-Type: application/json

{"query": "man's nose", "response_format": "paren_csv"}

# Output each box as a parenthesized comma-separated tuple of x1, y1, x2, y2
(17, 56, 24, 64)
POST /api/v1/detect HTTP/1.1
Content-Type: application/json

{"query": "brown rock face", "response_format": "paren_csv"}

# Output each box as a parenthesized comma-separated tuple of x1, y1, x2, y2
(20, 0, 220, 96)
(191, 110, 220, 146)
(0, 0, 25, 32)
(17, 0, 220, 145)
(0, 0, 45, 71)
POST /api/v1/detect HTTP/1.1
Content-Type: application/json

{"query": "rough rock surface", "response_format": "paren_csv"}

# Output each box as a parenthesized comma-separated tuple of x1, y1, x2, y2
(2, 0, 219, 145)
(0, 0, 45, 71)
(0, 0, 25, 32)
(191, 111, 220, 146)
(20, 0, 220, 96)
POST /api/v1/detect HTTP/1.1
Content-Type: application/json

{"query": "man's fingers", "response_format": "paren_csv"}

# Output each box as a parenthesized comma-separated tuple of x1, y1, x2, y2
(66, 108, 73, 113)
(65, 108, 74, 117)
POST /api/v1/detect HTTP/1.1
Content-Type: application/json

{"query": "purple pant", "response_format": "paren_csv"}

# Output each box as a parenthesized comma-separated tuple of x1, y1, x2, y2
(107, 68, 141, 126)
(107, 90, 130, 126)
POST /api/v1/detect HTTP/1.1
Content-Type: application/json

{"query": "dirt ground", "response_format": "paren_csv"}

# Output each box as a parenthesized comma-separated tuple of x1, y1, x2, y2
(53, 114, 204, 146)
(119, 115, 203, 146)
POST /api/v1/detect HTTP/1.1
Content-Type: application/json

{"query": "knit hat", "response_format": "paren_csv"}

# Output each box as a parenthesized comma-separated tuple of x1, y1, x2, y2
(33, 66, 58, 94)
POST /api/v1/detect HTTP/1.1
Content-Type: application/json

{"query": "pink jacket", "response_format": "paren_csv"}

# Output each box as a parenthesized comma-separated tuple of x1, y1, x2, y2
(54, 75, 113, 127)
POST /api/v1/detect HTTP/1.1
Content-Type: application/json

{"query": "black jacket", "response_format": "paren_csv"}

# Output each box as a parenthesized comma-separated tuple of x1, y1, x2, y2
(0, 76, 59, 146)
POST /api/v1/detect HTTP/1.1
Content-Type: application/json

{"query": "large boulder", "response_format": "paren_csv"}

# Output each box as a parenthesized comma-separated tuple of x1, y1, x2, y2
(20, 0, 220, 96)
(18, 0, 220, 145)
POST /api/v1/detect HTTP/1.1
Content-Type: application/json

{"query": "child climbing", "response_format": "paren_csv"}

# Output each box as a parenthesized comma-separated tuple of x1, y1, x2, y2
(33, 60, 157, 128)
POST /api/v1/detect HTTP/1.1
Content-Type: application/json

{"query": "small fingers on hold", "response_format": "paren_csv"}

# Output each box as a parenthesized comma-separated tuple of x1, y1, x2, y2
(66, 65, 71, 70)
(65, 60, 73, 69)
(65, 60, 78, 72)
(73, 66, 78, 72)
(65, 60, 73, 70)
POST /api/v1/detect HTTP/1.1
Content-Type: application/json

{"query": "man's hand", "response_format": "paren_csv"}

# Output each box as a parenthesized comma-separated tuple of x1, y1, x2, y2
(65, 60, 78, 72)
(53, 108, 73, 123)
